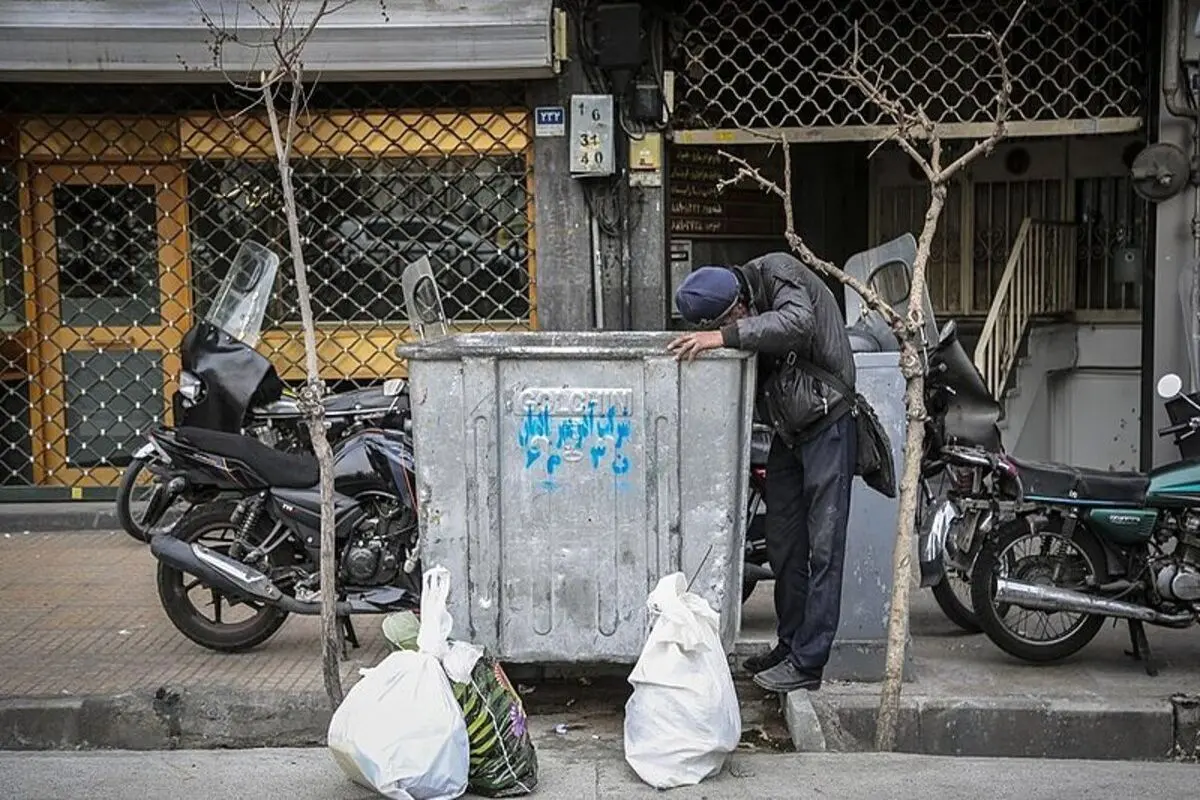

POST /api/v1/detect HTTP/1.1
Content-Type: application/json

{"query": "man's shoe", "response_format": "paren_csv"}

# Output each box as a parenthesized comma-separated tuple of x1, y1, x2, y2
(743, 643, 788, 674)
(751, 660, 823, 693)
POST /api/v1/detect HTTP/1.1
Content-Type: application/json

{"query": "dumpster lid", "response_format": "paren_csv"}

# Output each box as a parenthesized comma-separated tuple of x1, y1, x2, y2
(396, 331, 755, 360)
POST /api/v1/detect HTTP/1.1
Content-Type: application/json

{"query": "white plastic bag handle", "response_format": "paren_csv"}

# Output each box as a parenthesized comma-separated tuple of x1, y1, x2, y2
(646, 572, 717, 652)
(417, 565, 454, 659)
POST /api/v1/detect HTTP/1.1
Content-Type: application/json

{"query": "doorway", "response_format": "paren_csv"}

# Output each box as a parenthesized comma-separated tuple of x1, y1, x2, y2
(22, 163, 192, 487)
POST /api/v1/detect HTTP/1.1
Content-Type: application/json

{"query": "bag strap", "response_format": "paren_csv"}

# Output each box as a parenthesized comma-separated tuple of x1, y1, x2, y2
(784, 350, 859, 412)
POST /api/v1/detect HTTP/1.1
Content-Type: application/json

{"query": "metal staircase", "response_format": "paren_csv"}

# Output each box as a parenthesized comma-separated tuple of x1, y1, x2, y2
(973, 218, 1078, 403)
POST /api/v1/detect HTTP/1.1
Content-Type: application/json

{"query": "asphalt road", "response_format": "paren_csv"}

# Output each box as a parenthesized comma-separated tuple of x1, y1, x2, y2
(3, 748, 1198, 799)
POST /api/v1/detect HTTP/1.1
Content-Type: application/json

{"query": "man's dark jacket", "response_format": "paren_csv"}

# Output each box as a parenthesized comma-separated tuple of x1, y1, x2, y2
(719, 252, 856, 444)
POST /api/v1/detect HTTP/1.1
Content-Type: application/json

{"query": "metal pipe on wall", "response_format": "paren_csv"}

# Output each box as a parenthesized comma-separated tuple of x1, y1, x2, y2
(1163, 0, 1200, 389)
(591, 214, 605, 328)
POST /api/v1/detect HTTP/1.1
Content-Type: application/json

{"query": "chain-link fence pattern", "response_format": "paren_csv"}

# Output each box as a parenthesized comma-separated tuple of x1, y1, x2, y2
(0, 82, 534, 489)
(672, 0, 1147, 133)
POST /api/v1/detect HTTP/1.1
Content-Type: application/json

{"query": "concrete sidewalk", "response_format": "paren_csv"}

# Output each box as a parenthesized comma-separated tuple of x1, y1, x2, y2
(2, 531, 1199, 760)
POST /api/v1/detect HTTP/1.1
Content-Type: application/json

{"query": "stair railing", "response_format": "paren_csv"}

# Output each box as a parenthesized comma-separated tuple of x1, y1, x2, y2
(973, 218, 1077, 400)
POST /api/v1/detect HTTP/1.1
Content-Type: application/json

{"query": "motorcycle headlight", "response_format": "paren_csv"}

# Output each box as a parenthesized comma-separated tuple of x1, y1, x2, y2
(179, 371, 204, 404)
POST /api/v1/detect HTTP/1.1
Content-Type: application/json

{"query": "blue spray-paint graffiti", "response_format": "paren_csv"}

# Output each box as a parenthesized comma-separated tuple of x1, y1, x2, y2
(518, 399, 634, 487)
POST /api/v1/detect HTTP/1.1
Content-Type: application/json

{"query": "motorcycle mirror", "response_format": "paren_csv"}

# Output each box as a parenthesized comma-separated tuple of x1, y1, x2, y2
(1157, 373, 1183, 400)
(383, 378, 406, 397)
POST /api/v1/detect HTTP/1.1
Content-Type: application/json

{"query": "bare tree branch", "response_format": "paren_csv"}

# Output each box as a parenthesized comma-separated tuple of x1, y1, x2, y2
(716, 142, 904, 330)
(939, 1, 1025, 181)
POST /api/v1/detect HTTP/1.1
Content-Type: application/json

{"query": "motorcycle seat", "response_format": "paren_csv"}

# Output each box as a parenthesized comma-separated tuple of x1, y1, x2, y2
(323, 386, 408, 416)
(253, 386, 408, 419)
(176, 426, 319, 489)
(1008, 456, 1148, 505)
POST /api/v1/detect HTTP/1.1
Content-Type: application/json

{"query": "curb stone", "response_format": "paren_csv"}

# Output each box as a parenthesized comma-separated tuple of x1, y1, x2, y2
(1, 683, 783, 752)
(7, 685, 1185, 761)
(1171, 694, 1200, 759)
(0, 690, 332, 751)
(782, 691, 826, 752)
(803, 691, 1177, 761)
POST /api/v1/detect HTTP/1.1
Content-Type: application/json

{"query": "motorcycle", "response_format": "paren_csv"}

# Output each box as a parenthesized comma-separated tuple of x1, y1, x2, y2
(116, 245, 411, 543)
(915, 318, 1005, 632)
(961, 371, 1200, 672)
(146, 241, 420, 653)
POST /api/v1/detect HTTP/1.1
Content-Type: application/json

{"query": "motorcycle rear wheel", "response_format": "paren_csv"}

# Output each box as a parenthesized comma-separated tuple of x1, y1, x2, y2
(156, 502, 290, 653)
(970, 515, 1107, 664)
(115, 457, 161, 543)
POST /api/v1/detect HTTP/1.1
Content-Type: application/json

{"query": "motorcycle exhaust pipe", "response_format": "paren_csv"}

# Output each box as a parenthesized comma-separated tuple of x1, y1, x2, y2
(152, 534, 285, 603)
(150, 534, 355, 615)
(995, 578, 1194, 627)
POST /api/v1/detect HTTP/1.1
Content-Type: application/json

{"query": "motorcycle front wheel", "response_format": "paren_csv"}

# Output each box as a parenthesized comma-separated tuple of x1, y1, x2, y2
(156, 502, 290, 653)
(970, 515, 1107, 664)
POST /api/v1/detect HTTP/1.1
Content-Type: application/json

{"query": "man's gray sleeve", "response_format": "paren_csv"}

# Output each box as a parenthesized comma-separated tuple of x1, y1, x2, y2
(720, 271, 815, 354)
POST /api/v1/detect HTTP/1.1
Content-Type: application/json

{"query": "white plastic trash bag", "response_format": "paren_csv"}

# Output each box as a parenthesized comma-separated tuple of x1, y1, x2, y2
(327, 568, 470, 800)
(623, 572, 741, 789)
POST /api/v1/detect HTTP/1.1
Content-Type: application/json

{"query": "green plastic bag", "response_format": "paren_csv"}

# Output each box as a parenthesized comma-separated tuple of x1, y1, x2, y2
(448, 652, 539, 797)
(381, 611, 420, 652)
(390, 568, 538, 796)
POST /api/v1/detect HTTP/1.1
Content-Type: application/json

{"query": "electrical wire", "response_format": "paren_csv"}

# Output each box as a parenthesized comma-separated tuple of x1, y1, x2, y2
(565, 0, 673, 326)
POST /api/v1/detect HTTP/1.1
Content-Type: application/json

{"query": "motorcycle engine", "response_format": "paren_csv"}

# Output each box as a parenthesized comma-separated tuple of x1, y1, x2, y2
(338, 501, 413, 587)
(1157, 517, 1200, 601)
(340, 536, 399, 586)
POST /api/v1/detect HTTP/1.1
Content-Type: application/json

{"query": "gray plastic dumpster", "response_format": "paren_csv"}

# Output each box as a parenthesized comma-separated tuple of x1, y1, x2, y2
(397, 331, 757, 663)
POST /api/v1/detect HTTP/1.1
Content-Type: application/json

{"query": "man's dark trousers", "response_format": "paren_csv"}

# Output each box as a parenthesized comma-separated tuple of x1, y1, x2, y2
(765, 413, 857, 671)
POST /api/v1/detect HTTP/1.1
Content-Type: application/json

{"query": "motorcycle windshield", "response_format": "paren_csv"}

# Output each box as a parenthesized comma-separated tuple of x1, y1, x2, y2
(204, 240, 280, 348)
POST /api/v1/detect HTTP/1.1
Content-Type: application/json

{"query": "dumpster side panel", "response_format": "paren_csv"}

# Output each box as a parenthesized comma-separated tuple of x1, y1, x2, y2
(406, 358, 475, 633)
(406, 334, 755, 663)
(678, 356, 756, 649)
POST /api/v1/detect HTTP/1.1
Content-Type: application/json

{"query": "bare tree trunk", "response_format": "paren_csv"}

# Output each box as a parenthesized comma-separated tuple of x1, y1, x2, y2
(263, 78, 343, 708)
(875, 186, 946, 750)
(874, 354, 926, 750)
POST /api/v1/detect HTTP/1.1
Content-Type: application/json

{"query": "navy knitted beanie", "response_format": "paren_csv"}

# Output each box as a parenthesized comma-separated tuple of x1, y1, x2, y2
(675, 266, 739, 324)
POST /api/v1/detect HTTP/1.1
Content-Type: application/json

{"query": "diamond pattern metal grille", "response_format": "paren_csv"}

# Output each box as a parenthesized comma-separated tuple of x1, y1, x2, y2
(0, 82, 534, 489)
(673, 0, 1147, 134)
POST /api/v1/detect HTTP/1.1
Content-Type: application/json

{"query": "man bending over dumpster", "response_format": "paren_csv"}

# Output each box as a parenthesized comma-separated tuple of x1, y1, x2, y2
(667, 253, 857, 693)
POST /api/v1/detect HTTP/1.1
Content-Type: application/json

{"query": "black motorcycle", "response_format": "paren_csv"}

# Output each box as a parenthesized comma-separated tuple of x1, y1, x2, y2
(147, 423, 419, 652)
(915, 319, 1005, 632)
(117, 244, 410, 543)
(145, 242, 420, 652)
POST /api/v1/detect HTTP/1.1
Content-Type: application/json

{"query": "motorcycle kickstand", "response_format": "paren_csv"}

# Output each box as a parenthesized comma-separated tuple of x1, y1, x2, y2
(1124, 619, 1159, 677)
(339, 616, 360, 659)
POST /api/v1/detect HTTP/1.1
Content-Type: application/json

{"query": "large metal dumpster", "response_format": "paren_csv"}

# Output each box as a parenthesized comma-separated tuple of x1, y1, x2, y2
(397, 332, 757, 663)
